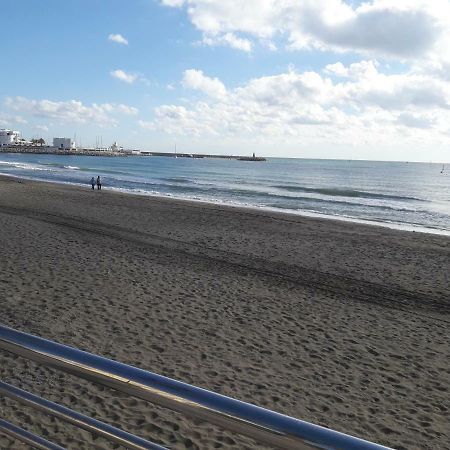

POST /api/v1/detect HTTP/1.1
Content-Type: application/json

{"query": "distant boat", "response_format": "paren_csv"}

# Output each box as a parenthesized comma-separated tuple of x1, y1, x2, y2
(441, 164, 445, 174)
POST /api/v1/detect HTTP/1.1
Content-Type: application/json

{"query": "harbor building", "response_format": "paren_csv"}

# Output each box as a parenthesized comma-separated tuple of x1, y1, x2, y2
(53, 137, 76, 150)
(0, 129, 20, 146)
(110, 141, 123, 152)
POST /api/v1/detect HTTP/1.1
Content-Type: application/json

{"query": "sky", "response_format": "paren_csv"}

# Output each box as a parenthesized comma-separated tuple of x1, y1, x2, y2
(2, 0, 450, 162)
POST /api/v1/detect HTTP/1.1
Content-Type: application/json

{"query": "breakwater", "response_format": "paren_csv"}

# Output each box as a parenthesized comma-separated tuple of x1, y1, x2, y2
(0, 146, 128, 157)
(0, 146, 266, 160)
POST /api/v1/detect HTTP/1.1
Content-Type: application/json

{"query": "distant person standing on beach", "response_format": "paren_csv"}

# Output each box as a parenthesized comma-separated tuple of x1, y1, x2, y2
(96, 176, 102, 190)
(90, 177, 95, 190)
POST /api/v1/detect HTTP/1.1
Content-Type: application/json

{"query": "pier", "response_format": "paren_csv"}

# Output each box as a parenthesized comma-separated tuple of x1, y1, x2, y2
(0, 146, 266, 160)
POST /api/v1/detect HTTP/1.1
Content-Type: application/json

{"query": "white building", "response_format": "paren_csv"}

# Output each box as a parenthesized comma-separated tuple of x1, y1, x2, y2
(0, 129, 20, 146)
(110, 141, 123, 152)
(53, 137, 76, 150)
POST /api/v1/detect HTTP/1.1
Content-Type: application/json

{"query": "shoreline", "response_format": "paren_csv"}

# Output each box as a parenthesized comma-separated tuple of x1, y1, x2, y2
(2, 172, 449, 237)
(1, 148, 449, 164)
(0, 174, 449, 449)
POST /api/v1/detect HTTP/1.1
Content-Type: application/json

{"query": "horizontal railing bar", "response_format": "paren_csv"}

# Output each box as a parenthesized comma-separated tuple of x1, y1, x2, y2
(0, 381, 167, 450)
(0, 417, 65, 450)
(0, 325, 392, 450)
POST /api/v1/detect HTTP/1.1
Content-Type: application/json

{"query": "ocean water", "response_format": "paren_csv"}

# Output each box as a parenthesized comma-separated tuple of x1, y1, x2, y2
(1, 153, 449, 235)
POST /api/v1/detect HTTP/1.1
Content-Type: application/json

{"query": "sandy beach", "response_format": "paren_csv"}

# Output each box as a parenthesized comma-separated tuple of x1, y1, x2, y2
(0, 175, 449, 449)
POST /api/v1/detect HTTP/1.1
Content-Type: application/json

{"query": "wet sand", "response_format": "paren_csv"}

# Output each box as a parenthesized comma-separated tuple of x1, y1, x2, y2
(0, 175, 449, 449)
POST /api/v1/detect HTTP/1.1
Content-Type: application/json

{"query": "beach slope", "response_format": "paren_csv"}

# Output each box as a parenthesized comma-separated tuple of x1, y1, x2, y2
(0, 176, 449, 449)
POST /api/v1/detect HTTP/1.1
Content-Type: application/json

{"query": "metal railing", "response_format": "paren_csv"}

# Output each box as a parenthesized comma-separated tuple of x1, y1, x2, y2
(0, 325, 392, 450)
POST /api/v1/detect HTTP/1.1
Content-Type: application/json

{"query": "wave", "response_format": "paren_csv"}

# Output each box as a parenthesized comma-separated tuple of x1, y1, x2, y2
(271, 185, 424, 202)
(160, 176, 193, 184)
(107, 181, 430, 215)
(0, 160, 52, 171)
(265, 199, 421, 213)
(38, 162, 131, 175)
(125, 182, 422, 213)
(2, 161, 81, 172)
(41, 162, 69, 169)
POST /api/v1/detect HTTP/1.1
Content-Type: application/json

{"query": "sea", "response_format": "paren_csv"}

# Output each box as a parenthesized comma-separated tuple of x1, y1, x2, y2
(1, 153, 449, 235)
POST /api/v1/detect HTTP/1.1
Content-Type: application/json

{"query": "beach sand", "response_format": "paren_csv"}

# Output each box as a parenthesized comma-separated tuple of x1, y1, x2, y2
(0, 175, 449, 449)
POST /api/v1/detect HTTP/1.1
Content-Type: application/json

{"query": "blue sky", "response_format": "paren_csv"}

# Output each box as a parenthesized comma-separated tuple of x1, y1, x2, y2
(2, 0, 450, 162)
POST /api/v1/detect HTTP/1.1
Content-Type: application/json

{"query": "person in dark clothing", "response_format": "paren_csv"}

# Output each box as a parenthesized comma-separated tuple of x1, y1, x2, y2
(90, 177, 96, 190)
(96, 176, 102, 190)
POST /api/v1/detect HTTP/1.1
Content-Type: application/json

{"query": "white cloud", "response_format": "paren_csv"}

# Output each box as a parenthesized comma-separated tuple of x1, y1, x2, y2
(5, 97, 138, 125)
(287, 1, 441, 57)
(110, 69, 138, 84)
(142, 63, 450, 147)
(162, 0, 450, 63)
(325, 60, 379, 79)
(396, 112, 436, 129)
(108, 33, 129, 45)
(34, 124, 49, 132)
(114, 104, 139, 115)
(0, 113, 27, 126)
(15, 116, 28, 124)
(182, 69, 226, 99)
(162, 0, 185, 6)
(201, 32, 252, 52)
